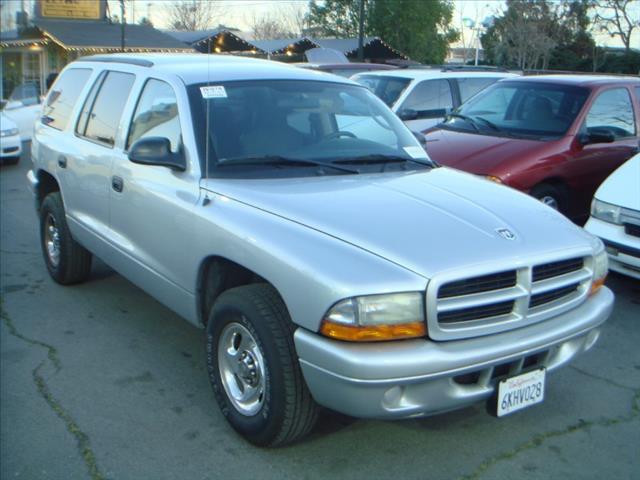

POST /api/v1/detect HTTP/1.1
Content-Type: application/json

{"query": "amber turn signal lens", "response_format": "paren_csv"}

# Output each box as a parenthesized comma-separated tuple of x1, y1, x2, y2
(320, 320, 426, 342)
(589, 275, 607, 296)
(486, 175, 503, 184)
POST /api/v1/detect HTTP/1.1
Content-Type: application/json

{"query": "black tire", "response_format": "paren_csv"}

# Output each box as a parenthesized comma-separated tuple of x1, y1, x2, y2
(530, 183, 567, 213)
(206, 284, 318, 447)
(39, 192, 92, 284)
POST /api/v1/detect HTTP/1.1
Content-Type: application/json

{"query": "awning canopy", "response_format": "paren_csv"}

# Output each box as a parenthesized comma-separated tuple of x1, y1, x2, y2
(165, 29, 259, 53)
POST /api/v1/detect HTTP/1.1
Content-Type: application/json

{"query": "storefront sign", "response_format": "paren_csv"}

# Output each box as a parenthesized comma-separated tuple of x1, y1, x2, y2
(39, 0, 104, 20)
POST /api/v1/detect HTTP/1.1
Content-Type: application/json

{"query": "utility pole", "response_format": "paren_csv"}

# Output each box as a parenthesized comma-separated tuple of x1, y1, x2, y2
(357, 0, 365, 61)
(120, 0, 125, 52)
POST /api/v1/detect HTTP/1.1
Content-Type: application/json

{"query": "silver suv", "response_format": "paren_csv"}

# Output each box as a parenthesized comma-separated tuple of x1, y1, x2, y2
(28, 54, 613, 446)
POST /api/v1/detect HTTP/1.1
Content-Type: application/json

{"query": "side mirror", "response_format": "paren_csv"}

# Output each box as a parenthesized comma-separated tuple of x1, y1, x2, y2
(398, 108, 418, 121)
(580, 128, 615, 145)
(412, 130, 427, 146)
(128, 137, 186, 171)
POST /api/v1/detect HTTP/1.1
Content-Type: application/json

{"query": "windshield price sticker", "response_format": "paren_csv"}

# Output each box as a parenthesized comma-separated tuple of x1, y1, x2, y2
(200, 86, 227, 98)
(497, 368, 546, 417)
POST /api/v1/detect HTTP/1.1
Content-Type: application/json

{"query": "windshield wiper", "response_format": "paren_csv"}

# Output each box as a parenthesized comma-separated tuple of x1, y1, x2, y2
(216, 155, 359, 174)
(446, 113, 480, 132)
(332, 154, 435, 167)
(473, 116, 506, 134)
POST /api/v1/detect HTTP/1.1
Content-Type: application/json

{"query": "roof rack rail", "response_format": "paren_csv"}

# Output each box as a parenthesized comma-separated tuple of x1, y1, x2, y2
(440, 65, 509, 72)
(76, 55, 154, 67)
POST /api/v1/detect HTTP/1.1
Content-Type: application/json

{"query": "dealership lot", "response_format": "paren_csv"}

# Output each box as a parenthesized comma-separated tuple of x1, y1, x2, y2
(1, 148, 639, 480)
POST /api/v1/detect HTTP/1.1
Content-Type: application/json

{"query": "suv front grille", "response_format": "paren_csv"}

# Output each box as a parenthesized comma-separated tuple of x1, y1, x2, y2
(430, 255, 593, 340)
(624, 223, 640, 238)
(438, 270, 516, 298)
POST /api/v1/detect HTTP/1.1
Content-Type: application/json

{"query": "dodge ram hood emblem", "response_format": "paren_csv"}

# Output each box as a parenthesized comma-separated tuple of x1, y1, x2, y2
(496, 228, 516, 240)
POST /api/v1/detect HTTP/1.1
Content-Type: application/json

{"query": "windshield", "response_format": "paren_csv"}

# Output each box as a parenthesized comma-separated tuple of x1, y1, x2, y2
(352, 75, 411, 107)
(444, 81, 590, 139)
(189, 80, 431, 178)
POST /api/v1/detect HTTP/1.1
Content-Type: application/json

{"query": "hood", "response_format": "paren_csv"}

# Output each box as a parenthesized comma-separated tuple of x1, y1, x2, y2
(423, 128, 547, 174)
(594, 153, 640, 211)
(201, 168, 595, 279)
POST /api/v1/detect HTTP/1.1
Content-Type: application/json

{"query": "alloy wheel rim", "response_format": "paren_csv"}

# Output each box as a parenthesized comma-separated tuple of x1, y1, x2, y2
(540, 195, 559, 210)
(218, 321, 266, 416)
(44, 213, 61, 267)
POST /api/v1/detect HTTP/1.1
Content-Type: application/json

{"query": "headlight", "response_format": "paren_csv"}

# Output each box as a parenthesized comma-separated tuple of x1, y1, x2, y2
(590, 242, 608, 296)
(0, 128, 19, 137)
(320, 292, 426, 342)
(591, 198, 621, 225)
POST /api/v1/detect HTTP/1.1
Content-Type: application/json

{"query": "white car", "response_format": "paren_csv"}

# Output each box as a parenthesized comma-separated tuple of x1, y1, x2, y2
(2, 82, 43, 141)
(0, 113, 22, 164)
(352, 69, 518, 132)
(585, 154, 640, 279)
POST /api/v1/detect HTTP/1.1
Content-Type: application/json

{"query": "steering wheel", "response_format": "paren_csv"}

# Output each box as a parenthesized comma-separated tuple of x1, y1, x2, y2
(325, 131, 357, 140)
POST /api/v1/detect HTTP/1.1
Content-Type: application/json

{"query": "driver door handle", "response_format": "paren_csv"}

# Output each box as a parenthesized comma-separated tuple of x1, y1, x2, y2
(57, 156, 67, 168)
(112, 176, 123, 193)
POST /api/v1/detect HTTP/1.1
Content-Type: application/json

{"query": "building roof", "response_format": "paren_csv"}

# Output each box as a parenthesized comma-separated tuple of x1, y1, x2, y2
(164, 29, 225, 45)
(250, 38, 318, 55)
(33, 19, 192, 52)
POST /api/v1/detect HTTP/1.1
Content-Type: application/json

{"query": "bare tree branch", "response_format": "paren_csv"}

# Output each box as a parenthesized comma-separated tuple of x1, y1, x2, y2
(168, 1, 222, 31)
(594, 0, 639, 50)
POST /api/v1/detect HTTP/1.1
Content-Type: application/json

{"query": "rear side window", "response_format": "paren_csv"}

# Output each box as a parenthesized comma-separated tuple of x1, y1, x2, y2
(399, 79, 453, 116)
(457, 77, 500, 103)
(77, 71, 135, 147)
(42, 68, 92, 130)
(585, 88, 636, 139)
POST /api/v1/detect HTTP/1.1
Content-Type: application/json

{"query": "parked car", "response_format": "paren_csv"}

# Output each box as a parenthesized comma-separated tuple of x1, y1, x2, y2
(0, 112, 22, 164)
(297, 62, 397, 78)
(1, 82, 42, 141)
(422, 75, 640, 219)
(29, 54, 612, 446)
(352, 69, 517, 131)
(585, 153, 640, 279)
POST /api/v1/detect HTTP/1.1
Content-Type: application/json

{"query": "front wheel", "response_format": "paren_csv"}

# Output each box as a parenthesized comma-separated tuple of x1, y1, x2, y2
(206, 284, 318, 447)
(530, 183, 567, 213)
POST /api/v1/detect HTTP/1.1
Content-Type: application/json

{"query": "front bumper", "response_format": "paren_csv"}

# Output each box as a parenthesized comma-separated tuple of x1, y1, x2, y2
(585, 216, 640, 279)
(0, 134, 21, 158)
(294, 287, 613, 419)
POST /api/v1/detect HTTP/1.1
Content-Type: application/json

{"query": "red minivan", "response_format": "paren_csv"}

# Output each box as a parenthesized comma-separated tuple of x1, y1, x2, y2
(422, 75, 640, 220)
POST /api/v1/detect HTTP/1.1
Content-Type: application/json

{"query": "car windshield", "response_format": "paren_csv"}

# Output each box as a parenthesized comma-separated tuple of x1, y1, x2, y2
(443, 81, 590, 139)
(352, 75, 411, 107)
(189, 80, 432, 178)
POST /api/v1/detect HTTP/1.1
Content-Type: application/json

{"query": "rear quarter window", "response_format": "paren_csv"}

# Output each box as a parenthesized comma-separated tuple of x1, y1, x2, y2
(42, 68, 92, 131)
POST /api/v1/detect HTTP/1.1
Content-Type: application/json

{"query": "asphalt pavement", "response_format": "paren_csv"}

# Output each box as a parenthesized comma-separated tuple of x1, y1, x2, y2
(1, 144, 639, 480)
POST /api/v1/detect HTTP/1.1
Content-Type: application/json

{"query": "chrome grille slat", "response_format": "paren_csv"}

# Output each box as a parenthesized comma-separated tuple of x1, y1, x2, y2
(530, 269, 592, 295)
(428, 253, 593, 341)
(437, 286, 527, 312)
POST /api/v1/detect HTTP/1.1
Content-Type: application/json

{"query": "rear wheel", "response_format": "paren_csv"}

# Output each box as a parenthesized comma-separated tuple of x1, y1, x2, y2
(39, 192, 92, 284)
(206, 284, 318, 447)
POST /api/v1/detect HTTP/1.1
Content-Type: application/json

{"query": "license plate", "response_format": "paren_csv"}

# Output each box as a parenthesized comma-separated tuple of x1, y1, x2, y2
(497, 368, 545, 417)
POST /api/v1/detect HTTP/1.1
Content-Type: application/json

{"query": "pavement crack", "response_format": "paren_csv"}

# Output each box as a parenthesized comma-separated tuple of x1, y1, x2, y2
(1, 298, 105, 480)
(570, 365, 636, 391)
(458, 389, 640, 480)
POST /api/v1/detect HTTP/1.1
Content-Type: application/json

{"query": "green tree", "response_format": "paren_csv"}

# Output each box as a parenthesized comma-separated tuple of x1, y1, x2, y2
(306, 0, 458, 63)
(548, 0, 596, 71)
(306, 0, 364, 38)
(367, 0, 458, 64)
